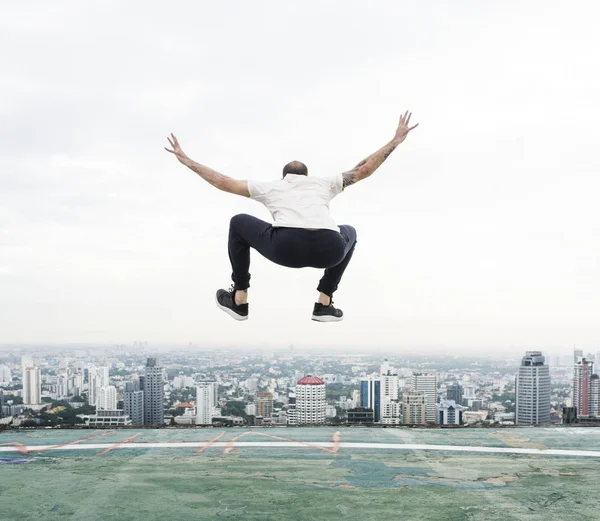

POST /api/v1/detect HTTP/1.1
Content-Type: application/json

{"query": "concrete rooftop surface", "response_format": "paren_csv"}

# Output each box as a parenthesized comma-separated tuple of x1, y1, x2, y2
(1, 426, 600, 521)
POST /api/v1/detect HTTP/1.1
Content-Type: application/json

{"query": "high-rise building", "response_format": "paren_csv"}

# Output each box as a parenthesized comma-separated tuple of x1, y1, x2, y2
(87, 366, 109, 406)
(446, 383, 464, 405)
(402, 391, 427, 424)
(0, 365, 12, 385)
(590, 375, 600, 418)
(515, 351, 551, 425)
(143, 358, 164, 426)
(573, 358, 594, 418)
(380, 363, 400, 424)
(411, 374, 437, 423)
(97, 385, 117, 411)
(196, 381, 218, 425)
(256, 392, 274, 418)
(360, 376, 381, 422)
(295, 375, 326, 425)
(22, 358, 41, 406)
(124, 381, 144, 425)
(0, 389, 4, 419)
(437, 399, 464, 425)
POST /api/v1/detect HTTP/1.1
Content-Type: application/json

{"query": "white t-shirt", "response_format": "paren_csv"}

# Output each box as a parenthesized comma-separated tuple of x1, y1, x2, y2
(248, 174, 344, 232)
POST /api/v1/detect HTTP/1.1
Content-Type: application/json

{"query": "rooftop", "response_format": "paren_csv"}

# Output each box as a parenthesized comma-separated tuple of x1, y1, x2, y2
(1, 426, 599, 520)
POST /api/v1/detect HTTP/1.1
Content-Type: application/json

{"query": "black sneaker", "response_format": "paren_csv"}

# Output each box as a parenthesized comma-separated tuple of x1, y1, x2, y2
(311, 301, 344, 322)
(215, 287, 248, 321)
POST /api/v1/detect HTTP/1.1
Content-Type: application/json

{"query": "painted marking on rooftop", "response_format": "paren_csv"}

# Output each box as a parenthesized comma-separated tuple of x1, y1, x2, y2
(1, 440, 599, 458)
(96, 432, 142, 456)
(29, 430, 115, 454)
(194, 431, 226, 454)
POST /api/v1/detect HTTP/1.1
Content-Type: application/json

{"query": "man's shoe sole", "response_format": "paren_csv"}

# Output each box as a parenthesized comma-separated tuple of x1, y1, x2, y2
(311, 314, 344, 323)
(215, 296, 248, 321)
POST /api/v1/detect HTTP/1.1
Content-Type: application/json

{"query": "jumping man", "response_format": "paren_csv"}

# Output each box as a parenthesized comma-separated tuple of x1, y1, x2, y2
(165, 110, 418, 322)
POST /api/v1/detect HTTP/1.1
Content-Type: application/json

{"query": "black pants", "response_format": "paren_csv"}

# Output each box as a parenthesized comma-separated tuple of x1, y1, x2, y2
(228, 214, 357, 297)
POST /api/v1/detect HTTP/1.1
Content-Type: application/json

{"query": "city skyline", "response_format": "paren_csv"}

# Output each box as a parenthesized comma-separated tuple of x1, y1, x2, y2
(1, 2, 599, 349)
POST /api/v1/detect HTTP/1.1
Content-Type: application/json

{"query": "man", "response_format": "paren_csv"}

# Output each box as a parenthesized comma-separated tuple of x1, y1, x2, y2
(165, 110, 418, 322)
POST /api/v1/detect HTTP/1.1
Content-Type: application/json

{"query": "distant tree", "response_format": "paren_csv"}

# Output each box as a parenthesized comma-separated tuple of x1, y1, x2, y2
(3, 395, 23, 405)
(222, 401, 247, 417)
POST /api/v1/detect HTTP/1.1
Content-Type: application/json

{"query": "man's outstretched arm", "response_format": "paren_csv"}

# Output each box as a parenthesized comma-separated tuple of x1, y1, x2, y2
(342, 110, 418, 189)
(164, 134, 250, 197)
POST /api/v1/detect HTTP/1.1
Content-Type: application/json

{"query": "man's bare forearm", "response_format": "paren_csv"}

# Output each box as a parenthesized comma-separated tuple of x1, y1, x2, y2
(178, 155, 233, 192)
(343, 138, 401, 188)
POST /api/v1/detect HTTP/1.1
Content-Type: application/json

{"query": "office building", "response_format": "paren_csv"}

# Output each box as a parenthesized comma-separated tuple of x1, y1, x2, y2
(410, 373, 437, 423)
(143, 358, 164, 426)
(347, 407, 374, 424)
(437, 399, 464, 425)
(124, 381, 144, 426)
(402, 391, 427, 424)
(446, 383, 464, 405)
(79, 409, 132, 427)
(256, 392, 274, 418)
(295, 375, 326, 424)
(360, 376, 381, 423)
(573, 358, 594, 418)
(515, 351, 551, 424)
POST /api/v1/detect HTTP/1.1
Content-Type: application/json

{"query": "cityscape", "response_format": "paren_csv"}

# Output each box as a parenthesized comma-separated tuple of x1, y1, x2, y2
(2, 345, 597, 429)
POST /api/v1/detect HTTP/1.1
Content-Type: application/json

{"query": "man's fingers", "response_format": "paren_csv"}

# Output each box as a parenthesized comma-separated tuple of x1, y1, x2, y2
(408, 123, 419, 131)
(165, 147, 174, 153)
(171, 133, 180, 147)
(167, 136, 174, 147)
(406, 112, 412, 125)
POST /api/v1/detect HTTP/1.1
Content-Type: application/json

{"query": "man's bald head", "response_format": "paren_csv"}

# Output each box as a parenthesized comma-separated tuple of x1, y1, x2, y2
(282, 161, 308, 178)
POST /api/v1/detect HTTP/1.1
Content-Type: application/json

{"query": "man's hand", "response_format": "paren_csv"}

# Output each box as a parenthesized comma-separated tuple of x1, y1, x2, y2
(393, 111, 419, 144)
(164, 133, 188, 162)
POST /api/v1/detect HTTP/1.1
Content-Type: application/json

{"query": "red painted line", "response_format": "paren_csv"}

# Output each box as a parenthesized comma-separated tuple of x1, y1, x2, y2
(231, 431, 340, 455)
(223, 432, 252, 454)
(0, 442, 30, 455)
(96, 433, 142, 456)
(29, 430, 115, 454)
(194, 431, 226, 454)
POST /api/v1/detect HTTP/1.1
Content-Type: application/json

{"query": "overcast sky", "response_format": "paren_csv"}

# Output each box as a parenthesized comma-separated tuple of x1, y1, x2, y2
(1, 1, 598, 353)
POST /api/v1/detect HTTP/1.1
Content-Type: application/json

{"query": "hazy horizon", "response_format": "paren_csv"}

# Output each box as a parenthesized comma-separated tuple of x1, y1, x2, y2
(1, 1, 599, 351)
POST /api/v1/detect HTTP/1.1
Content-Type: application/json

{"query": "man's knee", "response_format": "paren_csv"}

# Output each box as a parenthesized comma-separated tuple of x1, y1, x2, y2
(340, 225, 357, 245)
(230, 213, 252, 230)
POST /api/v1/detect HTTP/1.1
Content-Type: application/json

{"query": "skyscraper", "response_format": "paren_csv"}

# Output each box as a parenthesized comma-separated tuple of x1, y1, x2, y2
(196, 381, 218, 425)
(256, 391, 274, 418)
(124, 381, 144, 425)
(97, 385, 117, 411)
(360, 376, 381, 422)
(573, 358, 594, 418)
(411, 374, 437, 423)
(402, 391, 427, 424)
(87, 365, 109, 406)
(0, 365, 12, 385)
(380, 364, 400, 424)
(295, 375, 326, 424)
(446, 383, 464, 405)
(515, 351, 551, 425)
(22, 358, 41, 406)
(143, 358, 164, 426)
